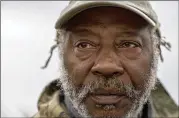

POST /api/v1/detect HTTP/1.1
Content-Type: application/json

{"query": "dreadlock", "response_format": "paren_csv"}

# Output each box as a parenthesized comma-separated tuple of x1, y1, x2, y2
(40, 43, 59, 69)
(151, 23, 171, 62)
(158, 37, 171, 62)
(40, 30, 61, 69)
(41, 24, 171, 69)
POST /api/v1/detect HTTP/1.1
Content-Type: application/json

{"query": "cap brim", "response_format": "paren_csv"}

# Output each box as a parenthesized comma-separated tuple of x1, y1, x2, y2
(55, 1, 156, 29)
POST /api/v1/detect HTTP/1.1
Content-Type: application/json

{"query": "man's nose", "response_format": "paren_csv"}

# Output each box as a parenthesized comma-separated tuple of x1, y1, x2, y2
(91, 56, 124, 78)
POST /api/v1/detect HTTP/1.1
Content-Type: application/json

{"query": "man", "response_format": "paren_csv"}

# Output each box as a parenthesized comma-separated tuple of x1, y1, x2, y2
(33, 1, 175, 118)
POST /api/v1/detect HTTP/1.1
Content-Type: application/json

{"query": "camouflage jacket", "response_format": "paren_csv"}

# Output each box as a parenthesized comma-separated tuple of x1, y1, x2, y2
(33, 79, 178, 118)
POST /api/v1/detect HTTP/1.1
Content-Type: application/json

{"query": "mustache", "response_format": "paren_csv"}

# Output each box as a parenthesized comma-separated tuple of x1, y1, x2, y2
(75, 76, 142, 101)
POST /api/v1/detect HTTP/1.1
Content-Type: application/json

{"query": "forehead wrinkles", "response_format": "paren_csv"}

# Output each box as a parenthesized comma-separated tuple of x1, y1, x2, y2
(71, 24, 141, 36)
(67, 19, 146, 33)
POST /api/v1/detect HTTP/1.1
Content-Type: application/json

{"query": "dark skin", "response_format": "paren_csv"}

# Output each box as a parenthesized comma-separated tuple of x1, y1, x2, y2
(62, 7, 154, 117)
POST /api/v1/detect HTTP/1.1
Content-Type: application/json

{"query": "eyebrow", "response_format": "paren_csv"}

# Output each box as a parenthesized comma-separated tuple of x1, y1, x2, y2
(114, 25, 139, 33)
(116, 31, 140, 37)
(71, 27, 100, 37)
(114, 26, 146, 38)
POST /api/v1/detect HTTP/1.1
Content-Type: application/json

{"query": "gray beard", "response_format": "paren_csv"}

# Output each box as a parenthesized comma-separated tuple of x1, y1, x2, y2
(57, 41, 159, 118)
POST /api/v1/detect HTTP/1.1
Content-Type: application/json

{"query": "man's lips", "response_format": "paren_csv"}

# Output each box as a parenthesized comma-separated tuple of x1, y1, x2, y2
(91, 95, 126, 105)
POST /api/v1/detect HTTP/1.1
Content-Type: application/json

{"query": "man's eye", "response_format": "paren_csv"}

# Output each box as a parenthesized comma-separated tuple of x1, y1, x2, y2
(76, 42, 94, 49)
(120, 42, 140, 48)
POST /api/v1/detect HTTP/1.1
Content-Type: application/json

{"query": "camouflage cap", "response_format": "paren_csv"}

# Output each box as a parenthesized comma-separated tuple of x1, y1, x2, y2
(55, 1, 159, 29)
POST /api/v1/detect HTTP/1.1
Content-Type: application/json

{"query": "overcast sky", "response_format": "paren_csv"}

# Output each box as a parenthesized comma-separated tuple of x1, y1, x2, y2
(1, 1, 178, 117)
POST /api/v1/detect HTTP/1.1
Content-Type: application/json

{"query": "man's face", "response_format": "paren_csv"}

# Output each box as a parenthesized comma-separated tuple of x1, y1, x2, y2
(59, 7, 157, 118)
